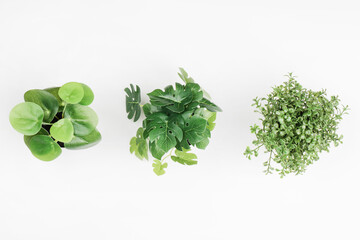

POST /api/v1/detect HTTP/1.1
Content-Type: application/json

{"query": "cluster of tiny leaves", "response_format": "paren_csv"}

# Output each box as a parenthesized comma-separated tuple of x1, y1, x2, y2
(126, 68, 221, 175)
(244, 73, 349, 177)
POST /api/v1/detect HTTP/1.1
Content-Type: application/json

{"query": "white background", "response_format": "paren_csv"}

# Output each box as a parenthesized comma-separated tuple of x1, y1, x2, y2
(0, 0, 359, 239)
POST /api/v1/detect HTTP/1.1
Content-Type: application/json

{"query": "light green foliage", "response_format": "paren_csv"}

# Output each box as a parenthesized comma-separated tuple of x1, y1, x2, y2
(24, 89, 59, 122)
(44, 87, 66, 111)
(50, 118, 74, 143)
(64, 104, 98, 136)
(125, 84, 141, 122)
(65, 129, 101, 150)
(28, 135, 62, 161)
(244, 73, 349, 177)
(152, 160, 168, 176)
(58, 82, 84, 104)
(171, 148, 198, 165)
(126, 68, 221, 175)
(9, 102, 44, 135)
(130, 127, 148, 160)
(79, 84, 94, 106)
(10, 83, 101, 161)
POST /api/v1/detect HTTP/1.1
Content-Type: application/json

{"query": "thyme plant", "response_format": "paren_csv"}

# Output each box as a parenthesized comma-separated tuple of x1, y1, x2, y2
(244, 73, 349, 177)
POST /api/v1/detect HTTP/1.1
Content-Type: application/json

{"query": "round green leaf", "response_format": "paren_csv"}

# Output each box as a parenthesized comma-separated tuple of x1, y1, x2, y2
(44, 87, 66, 111)
(64, 104, 98, 136)
(9, 102, 44, 135)
(28, 135, 62, 161)
(24, 128, 49, 147)
(79, 84, 94, 106)
(24, 89, 59, 122)
(64, 128, 101, 150)
(58, 82, 84, 104)
(50, 118, 74, 143)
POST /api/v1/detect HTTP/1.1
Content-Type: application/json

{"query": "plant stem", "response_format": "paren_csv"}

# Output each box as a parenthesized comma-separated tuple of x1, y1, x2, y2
(266, 150, 273, 174)
(42, 122, 53, 126)
(161, 148, 175, 163)
(62, 103, 67, 118)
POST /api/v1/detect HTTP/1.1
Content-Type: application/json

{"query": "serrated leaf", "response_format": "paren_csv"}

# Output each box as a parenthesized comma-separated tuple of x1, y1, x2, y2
(125, 84, 142, 122)
(152, 159, 168, 176)
(171, 148, 198, 165)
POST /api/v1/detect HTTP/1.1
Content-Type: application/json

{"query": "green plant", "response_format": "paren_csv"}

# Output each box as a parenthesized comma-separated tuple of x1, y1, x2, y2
(9, 82, 101, 161)
(125, 68, 222, 175)
(244, 73, 349, 177)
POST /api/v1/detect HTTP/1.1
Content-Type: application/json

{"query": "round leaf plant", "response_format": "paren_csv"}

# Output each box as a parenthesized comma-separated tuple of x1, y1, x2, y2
(244, 73, 349, 177)
(9, 82, 101, 161)
(125, 68, 222, 176)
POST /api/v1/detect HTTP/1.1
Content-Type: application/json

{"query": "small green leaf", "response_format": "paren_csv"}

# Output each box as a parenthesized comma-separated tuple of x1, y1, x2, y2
(24, 128, 49, 148)
(58, 82, 84, 104)
(28, 135, 62, 161)
(147, 83, 193, 113)
(64, 128, 101, 150)
(145, 113, 183, 152)
(50, 118, 74, 143)
(178, 68, 194, 84)
(9, 102, 44, 135)
(79, 83, 94, 106)
(181, 115, 207, 147)
(142, 103, 161, 117)
(171, 148, 198, 165)
(149, 141, 166, 160)
(125, 84, 142, 122)
(196, 138, 209, 149)
(44, 87, 66, 111)
(199, 98, 222, 112)
(152, 159, 168, 176)
(24, 89, 59, 122)
(129, 127, 148, 160)
(64, 104, 98, 136)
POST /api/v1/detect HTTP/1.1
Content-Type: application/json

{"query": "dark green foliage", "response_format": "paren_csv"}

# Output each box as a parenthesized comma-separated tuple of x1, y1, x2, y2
(244, 73, 349, 177)
(125, 84, 141, 122)
(9, 82, 101, 161)
(125, 68, 221, 175)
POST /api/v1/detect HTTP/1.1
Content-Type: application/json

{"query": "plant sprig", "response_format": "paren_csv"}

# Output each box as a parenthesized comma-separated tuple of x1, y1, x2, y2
(244, 73, 349, 177)
(126, 68, 222, 175)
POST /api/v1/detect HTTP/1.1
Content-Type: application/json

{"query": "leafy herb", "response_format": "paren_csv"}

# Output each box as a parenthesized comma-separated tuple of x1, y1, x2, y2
(244, 73, 349, 177)
(9, 82, 101, 161)
(126, 68, 221, 175)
